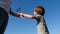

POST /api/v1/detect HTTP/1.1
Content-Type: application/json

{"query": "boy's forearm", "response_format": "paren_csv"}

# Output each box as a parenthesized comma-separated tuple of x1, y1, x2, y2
(23, 14, 33, 19)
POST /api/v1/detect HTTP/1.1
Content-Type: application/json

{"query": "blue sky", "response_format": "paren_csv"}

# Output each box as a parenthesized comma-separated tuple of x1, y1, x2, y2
(5, 0, 60, 34)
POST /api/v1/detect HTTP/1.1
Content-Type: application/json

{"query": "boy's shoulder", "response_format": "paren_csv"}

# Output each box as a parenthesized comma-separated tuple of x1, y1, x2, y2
(35, 15, 41, 19)
(35, 15, 42, 17)
(35, 15, 44, 19)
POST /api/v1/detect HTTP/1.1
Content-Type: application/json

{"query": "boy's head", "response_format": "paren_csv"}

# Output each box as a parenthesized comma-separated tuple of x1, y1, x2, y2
(34, 6, 45, 16)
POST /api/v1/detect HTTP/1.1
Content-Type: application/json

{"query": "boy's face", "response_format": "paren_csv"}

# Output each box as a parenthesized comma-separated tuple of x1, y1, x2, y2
(34, 8, 42, 15)
(34, 11, 38, 15)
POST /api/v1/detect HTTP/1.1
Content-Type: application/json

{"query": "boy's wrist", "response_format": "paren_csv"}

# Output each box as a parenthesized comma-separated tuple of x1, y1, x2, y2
(15, 14, 20, 17)
(22, 14, 24, 17)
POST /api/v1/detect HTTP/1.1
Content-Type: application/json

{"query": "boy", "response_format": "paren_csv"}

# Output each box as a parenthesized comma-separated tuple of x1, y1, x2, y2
(20, 6, 49, 34)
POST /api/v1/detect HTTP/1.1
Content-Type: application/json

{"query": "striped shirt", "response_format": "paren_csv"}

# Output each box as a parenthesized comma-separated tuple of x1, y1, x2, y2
(35, 15, 49, 34)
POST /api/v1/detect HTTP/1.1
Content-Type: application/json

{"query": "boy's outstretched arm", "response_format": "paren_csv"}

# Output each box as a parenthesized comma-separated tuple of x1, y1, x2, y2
(21, 13, 36, 19)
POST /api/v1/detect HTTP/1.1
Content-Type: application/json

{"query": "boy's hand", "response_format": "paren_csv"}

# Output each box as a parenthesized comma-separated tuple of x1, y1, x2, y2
(18, 13, 24, 18)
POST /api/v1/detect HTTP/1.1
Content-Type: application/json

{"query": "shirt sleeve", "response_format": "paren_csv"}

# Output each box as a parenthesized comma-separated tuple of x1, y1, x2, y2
(35, 15, 41, 19)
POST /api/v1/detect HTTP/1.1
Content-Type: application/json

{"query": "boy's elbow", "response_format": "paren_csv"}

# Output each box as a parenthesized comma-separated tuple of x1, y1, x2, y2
(30, 16, 33, 19)
(30, 16, 35, 19)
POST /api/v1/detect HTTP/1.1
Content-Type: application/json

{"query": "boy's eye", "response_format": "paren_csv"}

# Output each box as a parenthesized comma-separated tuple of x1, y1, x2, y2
(35, 10, 36, 11)
(38, 10, 40, 11)
(35, 10, 38, 11)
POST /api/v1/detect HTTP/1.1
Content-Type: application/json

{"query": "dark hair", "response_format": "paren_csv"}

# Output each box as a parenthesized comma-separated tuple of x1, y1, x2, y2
(35, 6, 45, 16)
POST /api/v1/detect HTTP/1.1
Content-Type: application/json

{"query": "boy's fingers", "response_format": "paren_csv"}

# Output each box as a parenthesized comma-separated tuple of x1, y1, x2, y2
(18, 13, 24, 18)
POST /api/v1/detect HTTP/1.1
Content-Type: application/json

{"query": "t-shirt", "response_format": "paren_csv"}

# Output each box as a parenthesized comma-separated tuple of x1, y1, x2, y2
(0, 0, 11, 14)
(35, 15, 49, 34)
